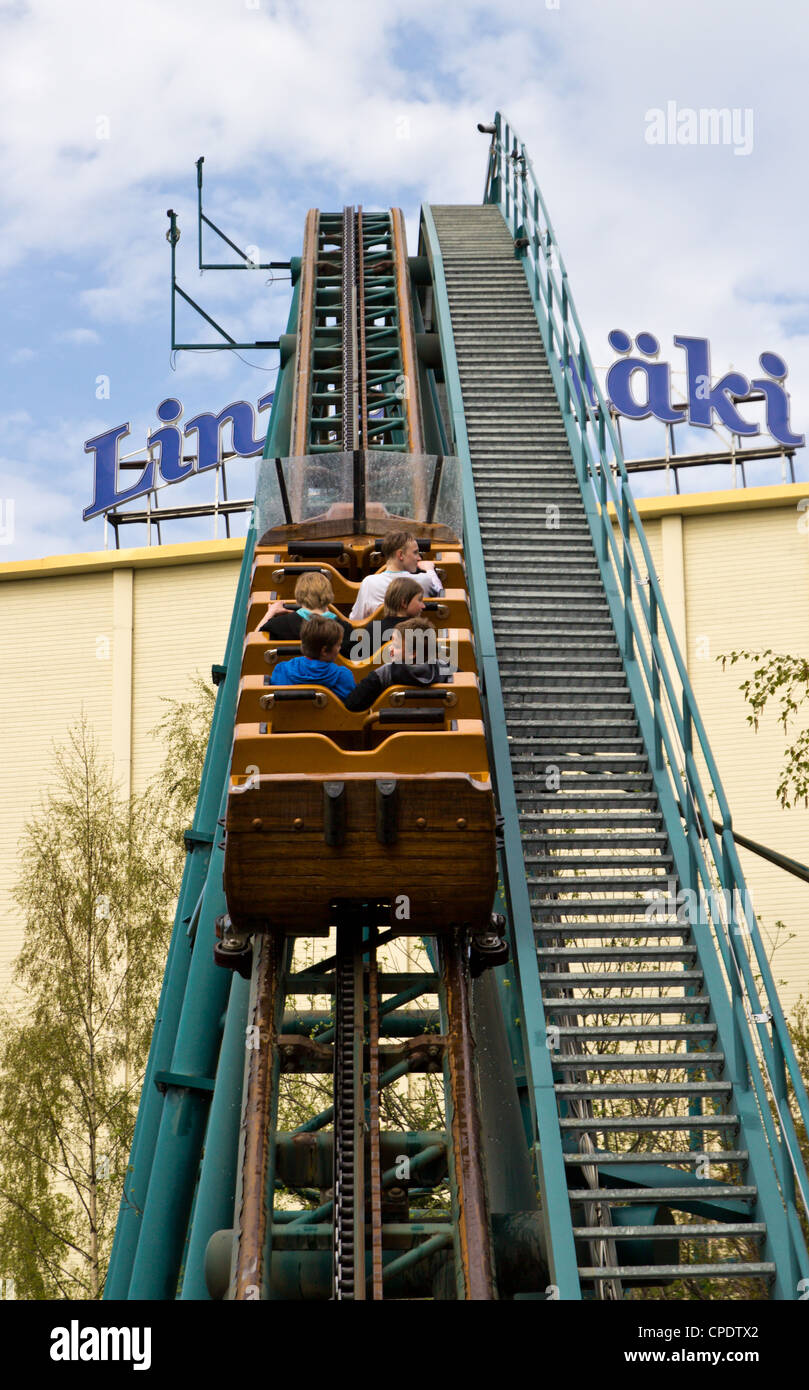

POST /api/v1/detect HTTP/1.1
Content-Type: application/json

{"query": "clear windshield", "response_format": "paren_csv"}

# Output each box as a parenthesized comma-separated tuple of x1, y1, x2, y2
(255, 450, 462, 538)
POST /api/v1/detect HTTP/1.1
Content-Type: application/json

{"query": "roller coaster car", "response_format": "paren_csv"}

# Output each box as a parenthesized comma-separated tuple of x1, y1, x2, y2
(222, 508, 497, 937)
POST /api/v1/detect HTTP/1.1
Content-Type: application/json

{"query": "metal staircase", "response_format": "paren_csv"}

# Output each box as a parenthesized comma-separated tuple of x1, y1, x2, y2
(422, 129, 809, 1300)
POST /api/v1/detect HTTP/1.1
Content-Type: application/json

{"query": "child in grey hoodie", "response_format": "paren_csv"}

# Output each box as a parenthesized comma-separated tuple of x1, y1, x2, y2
(343, 617, 450, 712)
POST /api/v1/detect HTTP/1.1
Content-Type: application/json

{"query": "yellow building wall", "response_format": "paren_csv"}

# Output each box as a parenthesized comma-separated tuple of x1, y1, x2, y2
(614, 484, 809, 1014)
(679, 503, 809, 1006)
(0, 540, 243, 1003)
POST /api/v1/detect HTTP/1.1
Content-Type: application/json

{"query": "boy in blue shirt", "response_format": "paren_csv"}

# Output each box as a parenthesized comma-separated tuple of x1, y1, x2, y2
(270, 614, 356, 703)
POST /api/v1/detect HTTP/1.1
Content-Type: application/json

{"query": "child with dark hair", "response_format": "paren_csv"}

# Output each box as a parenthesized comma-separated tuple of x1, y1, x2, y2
(347, 574, 427, 657)
(343, 617, 450, 712)
(384, 575, 427, 621)
(270, 615, 356, 702)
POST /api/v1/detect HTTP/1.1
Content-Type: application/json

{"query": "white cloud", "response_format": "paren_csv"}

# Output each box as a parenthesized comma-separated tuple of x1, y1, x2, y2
(54, 327, 101, 345)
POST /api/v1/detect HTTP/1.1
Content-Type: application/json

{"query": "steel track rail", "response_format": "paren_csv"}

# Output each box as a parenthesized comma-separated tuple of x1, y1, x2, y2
(234, 934, 283, 1300)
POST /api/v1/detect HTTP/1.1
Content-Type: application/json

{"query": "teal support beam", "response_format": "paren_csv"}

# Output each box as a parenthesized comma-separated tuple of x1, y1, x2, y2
(103, 857, 198, 1299)
(179, 971, 251, 1300)
(126, 640, 251, 1300)
(104, 528, 255, 1300)
(106, 276, 298, 1299)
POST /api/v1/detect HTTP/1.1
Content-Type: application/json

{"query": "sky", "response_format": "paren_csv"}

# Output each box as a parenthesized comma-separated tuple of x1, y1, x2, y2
(1, 0, 808, 560)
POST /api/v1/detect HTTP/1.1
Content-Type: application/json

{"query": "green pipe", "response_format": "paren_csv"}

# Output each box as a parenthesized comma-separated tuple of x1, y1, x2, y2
(127, 797, 237, 1299)
(178, 972, 251, 1299)
(104, 520, 257, 1300)
(292, 1058, 411, 1135)
(284, 1009, 438, 1038)
(286, 1142, 446, 1227)
(382, 1232, 452, 1283)
(313, 982, 438, 1044)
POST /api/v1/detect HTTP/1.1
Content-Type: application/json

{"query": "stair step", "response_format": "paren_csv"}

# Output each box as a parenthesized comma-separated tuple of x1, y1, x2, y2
(568, 1183, 752, 1200)
(502, 682, 631, 696)
(509, 720, 638, 734)
(512, 746, 646, 760)
(557, 1082, 730, 1098)
(553, 1023, 714, 1038)
(526, 795, 659, 809)
(531, 900, 684, 917)
(507, 711, 636, 725)
(523, 811, 662, 826)
(514, 722, 639, 733)
(574, 1223, 764, 1240)
(514, 764, 650, 782)
(497, 644, 619, 660)
(578, 1262, 773, 1280)
(534, 924, 689, 939)
(560, 1113, 735, 1130)
(528, 845, 669, 856)
(550, 1052, 723, 1070)
(515, 740, 644, 754)
(539, 971, 703, 987)
(527, 854, 669, 869)
(529, 835, 667, 849)
(521, 793, 654, 807)
(530, 879, 673, 895)
(545, 997, 711, 1016)
(564, 1151, 747, 1166)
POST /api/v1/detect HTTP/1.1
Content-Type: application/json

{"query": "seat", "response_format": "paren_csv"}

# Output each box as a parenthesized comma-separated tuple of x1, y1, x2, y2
(252, 558, 359, 604)
(240, 629, 479, 678)
(224, 722, 496, 936)
(231, 720, 489, 778)
(366, 547, 465, 589)
(235, 671, 483, 726)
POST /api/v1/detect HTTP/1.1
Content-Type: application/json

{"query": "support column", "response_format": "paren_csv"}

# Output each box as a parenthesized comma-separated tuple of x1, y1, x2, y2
(660, 514, 688, 668)
(111, 567, 134, 800)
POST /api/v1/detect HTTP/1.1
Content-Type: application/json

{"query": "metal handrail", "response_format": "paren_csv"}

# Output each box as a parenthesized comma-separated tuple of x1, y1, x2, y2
(485, 112, 809, 1271)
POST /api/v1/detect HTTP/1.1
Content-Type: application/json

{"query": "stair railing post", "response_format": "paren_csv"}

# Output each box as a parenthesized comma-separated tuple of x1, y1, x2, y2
(682, 695, 699, 890)
(597, 412, 610, 563)
(717, 830, 749, 1091)
(561, 280, 570, 416)
(504, 121, 510, 220)
(771, 1028, 797, 1217)
(620, 487, 633, 659)
(650, 589, 662, 771)
(547, 248, 555, 355)
(532, 188, 540, 304)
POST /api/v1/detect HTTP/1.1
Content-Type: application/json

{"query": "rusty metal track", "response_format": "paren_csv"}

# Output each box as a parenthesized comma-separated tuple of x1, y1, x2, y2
(368, 932, 384, 1299)
(356, 206, 369, 452)
(333, 923, 366, 1298)
(391, 206, 425, 457)
(234, 933, 282, 1300)
(441, 930, 496, 1300)
(341, 206, 357, 451)
(290, 208, 319, 458)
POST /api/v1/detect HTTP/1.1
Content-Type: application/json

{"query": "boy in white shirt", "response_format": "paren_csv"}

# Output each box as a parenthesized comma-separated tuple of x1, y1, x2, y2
(348, 531, 443, 621)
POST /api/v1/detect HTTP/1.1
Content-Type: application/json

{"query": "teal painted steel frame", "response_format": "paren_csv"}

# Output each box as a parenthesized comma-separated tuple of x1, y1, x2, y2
(105, 527, 257, 1299)
(105, 282, 300, 1301)
(420, 202, 581, 1299)
(483, 113, 809, 1296)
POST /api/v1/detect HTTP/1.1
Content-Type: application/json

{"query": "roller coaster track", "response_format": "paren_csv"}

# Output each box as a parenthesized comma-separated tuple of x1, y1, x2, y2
(105, 120, 809, 1302)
